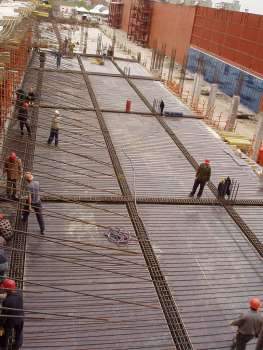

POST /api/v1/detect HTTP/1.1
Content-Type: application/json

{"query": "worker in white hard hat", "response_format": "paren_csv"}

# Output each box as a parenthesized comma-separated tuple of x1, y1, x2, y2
(47, 110, 61, 147)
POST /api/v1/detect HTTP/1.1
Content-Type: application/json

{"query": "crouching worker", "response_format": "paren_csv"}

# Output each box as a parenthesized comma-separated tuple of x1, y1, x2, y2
(0, 279, 24, 350)
(231, 298, 263, 350)
(0, 214, 14, 243)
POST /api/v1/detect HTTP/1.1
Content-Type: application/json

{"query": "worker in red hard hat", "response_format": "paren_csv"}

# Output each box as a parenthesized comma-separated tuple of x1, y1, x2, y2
(0, 278, 24, 350)
(230, 298, 263, 350)
(3, 152, 22, 199)
(189, 160, 211, 198)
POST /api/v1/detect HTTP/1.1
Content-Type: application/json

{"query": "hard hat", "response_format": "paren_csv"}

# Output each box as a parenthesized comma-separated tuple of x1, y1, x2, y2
(2, 278, 16, 290)
(0, 214, 5, 221)
(25, 172, 33, 181)
(250, 298, 261, 310)
(204, 160, 210, 164)
(55, 110, 60, 115)
(9, 152, 16, 161)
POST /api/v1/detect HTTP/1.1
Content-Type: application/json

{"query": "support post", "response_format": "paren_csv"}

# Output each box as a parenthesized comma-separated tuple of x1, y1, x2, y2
(225, 95, 240, 131)
(207, 83, 217, 118)
(252, 112, 263, 161)
(83, 31, 88, 54)
(192, 73, 203, 108)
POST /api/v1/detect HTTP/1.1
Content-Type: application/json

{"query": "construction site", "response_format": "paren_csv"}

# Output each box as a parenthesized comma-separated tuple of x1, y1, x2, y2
(0, 0, 263, 349)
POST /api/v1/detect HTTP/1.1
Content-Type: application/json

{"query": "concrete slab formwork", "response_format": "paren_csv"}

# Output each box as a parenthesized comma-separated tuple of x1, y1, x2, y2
(3, 47, 263, 350)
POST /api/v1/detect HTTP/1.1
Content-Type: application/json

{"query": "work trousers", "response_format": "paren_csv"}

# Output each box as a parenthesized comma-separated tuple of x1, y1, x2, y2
(48, 128, 59, 146)
(0, 321, 23, 350)
(160, 106, 164, 116)
(22, 201, 45, 233)
(231, 333, 253, 350)
(6, 179, 17, 198)
(19, 121, 31, 136)
(190, 178, 206, 198)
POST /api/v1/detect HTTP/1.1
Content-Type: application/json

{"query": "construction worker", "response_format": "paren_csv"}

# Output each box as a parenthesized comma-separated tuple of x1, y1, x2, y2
(0, 279, 24, 350)
(231, 298, 263, 350)
(0, 235, 8, 283)
(160, 100, 165, 116)
(189, 159, 211, 198)
(3, 152, 22, 199)
(47, 110, 60, 147)
(68, 41, 75, 58)
(0, 214, 14, 242)
(15, 88, 27, 109)
(26, 87, 36, 106)
(18, 102, 31, 137)
(55, 50, 62, 69)
(21, 172, 45, 234)
(218, 176, 232, 199)
(63, 38, 69, 55)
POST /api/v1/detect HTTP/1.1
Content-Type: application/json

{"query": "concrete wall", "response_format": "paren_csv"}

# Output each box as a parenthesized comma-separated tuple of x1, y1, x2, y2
(149, 4, 196, 64)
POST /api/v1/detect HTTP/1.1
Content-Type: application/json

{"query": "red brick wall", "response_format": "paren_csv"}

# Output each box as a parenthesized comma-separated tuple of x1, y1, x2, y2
(117, 1, 263, 75)
(149, 3, 196, 65)
(121, 0, 132, 32)
(191, 7, 263, 75)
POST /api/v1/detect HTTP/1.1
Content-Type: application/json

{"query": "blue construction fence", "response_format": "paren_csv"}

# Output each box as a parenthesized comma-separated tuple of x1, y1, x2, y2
(187, 47, 263, 113)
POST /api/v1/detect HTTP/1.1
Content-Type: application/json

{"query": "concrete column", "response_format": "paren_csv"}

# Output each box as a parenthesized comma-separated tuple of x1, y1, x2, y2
(80, 26, 84, 47)
(207, 84, 217, 117)
(225, 95, 240, 131)
(252, 112, 263, 160)
(192, 73, 203, 107)
(83, 31, 88, 54)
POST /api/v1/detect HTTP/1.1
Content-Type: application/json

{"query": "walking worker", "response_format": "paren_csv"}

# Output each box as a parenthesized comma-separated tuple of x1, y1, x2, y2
(18, 102, 31, 137)
(231, 298, 263, 350)
(21, 172, 45, 234)
(3, 152, 22, 199)
(189, 159, 211, 198)
(55, 50, 62, 69)
(0, 279, 24, 350)
(47, 110, 60, 147)
(160, 100, 165, 116)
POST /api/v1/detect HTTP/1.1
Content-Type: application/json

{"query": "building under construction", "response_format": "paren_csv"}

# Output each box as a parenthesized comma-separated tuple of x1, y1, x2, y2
(0, 1, 263, 349)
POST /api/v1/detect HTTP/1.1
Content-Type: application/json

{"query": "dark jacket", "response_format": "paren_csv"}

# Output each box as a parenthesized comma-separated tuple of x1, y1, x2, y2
(196, 163, 211, 182)
(18, 107, 28, 122)
(2, 291, 24, 326)
(231, 310, 263, 337)
(27, 92, 36, 102)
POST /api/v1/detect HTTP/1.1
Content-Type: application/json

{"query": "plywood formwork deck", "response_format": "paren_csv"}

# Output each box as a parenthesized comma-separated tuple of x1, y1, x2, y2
(165, 118, 263, 199)
(23, 203, 174, 350)
(4, 47, 263, 350)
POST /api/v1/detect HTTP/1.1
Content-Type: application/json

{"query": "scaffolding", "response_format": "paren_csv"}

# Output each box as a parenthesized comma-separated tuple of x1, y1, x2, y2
(127, 0, 152, 47)
(108, 0, 124, 29)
